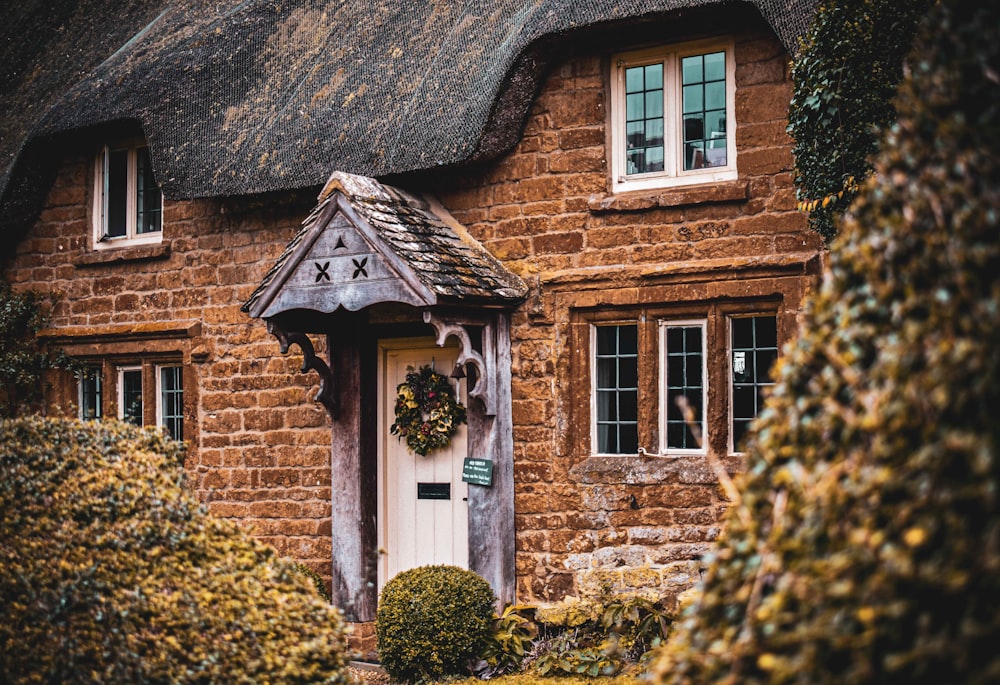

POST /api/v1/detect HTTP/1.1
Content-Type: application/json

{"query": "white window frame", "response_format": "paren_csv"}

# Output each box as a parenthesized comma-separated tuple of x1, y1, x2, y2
(156, 364, 184, 441)
(117, 366, 143, 425)
(658, 319, 708, 455)
(591, 322, 640, 456)
(92, 140, 163, 250)
(610, 38, 737, 194)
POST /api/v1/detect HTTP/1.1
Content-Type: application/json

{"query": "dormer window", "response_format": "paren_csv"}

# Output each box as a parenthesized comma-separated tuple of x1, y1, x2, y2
(93, 141, 162, 248)
(610, 39, 737, 194)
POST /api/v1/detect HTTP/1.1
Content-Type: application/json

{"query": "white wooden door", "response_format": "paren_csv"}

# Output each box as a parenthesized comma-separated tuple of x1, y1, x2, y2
(378, 341, 468, 590)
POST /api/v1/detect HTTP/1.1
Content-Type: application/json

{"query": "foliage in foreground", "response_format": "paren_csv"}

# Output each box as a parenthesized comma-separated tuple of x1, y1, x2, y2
(526, 596, 672, 678)
(788, 0, 930, 240)
(651, 0, 1000, 682)
(0, 417, 351, 684)
(377, 564, 497, 683)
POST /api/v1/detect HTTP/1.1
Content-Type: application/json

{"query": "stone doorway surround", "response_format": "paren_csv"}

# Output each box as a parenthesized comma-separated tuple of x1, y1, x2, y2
(242, 171, 526, 621)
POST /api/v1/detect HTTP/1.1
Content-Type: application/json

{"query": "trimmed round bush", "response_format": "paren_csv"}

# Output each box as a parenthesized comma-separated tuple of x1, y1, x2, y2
(0, 416, 351, 684)
(376, 564, 496, 682)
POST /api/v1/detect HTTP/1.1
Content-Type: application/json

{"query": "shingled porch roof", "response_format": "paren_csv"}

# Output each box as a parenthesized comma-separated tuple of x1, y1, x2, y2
(242, 171, 527, 319)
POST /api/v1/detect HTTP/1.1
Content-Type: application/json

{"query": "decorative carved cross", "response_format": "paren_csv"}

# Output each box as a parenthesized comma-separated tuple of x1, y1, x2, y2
(351, 257, 369, 279)
(314, 261, 331, 282)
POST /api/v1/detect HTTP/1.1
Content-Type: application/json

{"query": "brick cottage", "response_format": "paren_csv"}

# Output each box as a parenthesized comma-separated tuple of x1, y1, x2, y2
(1, 0, 823, 643)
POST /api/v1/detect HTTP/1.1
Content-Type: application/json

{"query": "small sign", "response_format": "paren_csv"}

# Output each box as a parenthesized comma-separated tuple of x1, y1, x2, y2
(417, 482, 451, 500)
(462, 458, 494, 486)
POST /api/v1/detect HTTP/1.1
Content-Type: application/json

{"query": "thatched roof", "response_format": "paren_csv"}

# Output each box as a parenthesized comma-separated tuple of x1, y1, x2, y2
(0, 0, 819, 247)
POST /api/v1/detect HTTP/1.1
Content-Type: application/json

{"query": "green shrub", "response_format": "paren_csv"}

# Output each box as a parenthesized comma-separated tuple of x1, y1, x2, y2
(0, 416, 352, 684)
(294, 562, 333, 603)
(530, 595, 672, 677)
(651, 0, 1000, 682)
(0, 279, 75, 416)
(480, 604, 539, 677)
(376, 564, 496, 683)
(788, 0, 930, 240)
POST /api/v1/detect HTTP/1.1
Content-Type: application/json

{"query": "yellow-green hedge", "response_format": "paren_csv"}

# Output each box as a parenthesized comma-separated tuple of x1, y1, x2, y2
(651, 0, 1000, 682)
(0, 416, 351, 684)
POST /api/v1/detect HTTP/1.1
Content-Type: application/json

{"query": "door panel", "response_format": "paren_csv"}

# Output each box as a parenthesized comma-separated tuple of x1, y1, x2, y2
(379, 342, 468, 590)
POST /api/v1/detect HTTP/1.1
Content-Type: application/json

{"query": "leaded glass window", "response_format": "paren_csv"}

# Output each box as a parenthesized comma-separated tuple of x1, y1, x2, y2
(159, 365, 183, 441)
(681, 51, 728, 170)
(730, 315, 778, 450)
(78, 367, 102, 420)
(594, 324, 639, 454)
(119, 367, 143, 425)
(624, 63, 665, 175)
(612, 40, 735, 193)
(662, 322, 706, 450)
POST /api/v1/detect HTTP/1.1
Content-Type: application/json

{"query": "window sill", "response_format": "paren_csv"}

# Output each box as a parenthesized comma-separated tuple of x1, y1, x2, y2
(75, 243, 171, 268)
(588, 180, 748, 214)
(569, 453, 742, 485)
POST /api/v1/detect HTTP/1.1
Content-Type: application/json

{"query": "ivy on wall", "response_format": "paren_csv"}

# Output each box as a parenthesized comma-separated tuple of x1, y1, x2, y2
(788, 0, 932, 241)
(0, 279, 72, 417)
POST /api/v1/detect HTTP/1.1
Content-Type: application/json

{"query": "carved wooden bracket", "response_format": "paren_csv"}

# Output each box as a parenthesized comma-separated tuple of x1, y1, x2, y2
(267, 319, 338, 418)
(422, 310, 497, 416)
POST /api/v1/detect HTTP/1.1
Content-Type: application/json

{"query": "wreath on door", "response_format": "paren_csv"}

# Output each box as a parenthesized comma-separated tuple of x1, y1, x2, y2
(390, 365, 467, 456)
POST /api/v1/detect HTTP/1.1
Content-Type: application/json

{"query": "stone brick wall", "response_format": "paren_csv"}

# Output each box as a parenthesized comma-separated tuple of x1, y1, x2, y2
(434, 26, 823, 605)
(3, 21, 823, 615)
(4, 163, 337, 582)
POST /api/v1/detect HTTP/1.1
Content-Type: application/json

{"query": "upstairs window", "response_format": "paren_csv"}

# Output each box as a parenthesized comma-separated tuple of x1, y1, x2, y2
(93, 141, 162, 248)
(611, 39, 737, 193)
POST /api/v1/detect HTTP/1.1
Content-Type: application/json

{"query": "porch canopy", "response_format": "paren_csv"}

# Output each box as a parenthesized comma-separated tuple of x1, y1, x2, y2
(242, 171, 525, 620)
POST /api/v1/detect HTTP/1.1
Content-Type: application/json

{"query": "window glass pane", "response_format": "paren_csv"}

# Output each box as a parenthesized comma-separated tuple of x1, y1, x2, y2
(645, 63, 662, 90)
(595, 324, 638, 454)
(106, 148, 128, 238)
(705, 81, 726, 111)
(730, 316, 778, 451)
(704, 51, 726, 81)
(644, 119, 663, 147)
(644, 146, 664, 172)
(79, 367, 102, 420)
(644, 90, 663, 118)
(626, 66, 644, 93)
(684, 115, 705, 143)
(597, 389, 617, 421)
(136, 147, 161, 235)
(682, 84, 703, 114)
(685, 140, 706, 170)
(626, 93, 645, 120)
(731, 317, 754, 348)
(618, 425, 638, 454)
(160, 366, 184, 441)
(617, 325, 638, 355)
(681, 55, 703, 84)
(706, 111, 727, 138)
(627, 121, 645, 149)
(120, 369, 143, 425)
